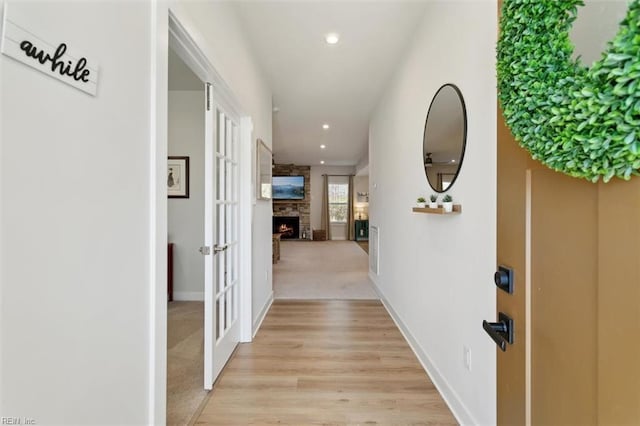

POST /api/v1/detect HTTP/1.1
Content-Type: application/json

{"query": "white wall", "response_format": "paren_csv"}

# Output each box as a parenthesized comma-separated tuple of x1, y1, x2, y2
(355, 147, 369, 176)
(0, 1, 152, 423)
(168, 90, 205, 300)
(368, 2, 497, 424)
(310, 165, 355, 232)
(171, 1, 274, 333)
(0, 0, 273, 422)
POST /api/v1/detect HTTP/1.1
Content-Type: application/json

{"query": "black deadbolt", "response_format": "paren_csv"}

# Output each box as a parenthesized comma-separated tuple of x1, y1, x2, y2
(494, 265, 514, 294)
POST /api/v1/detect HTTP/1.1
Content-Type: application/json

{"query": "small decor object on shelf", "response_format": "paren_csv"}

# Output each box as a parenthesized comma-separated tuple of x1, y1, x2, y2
(429, 194, 438, 209)
(442, 194, 453, 213)
(416, 197, 427, 208)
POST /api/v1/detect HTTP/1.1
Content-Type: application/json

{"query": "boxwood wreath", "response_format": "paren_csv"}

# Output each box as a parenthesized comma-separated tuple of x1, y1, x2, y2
(497, 0, 640, 182)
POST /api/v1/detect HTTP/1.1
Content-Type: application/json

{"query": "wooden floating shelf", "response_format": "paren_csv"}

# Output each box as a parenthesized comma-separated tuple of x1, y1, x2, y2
(412, 204, 462, 215)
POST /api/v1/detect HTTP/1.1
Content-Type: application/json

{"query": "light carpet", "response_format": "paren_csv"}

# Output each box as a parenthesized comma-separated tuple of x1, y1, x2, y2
(274, 240, 378, 300)
(167, 301, 208, 426)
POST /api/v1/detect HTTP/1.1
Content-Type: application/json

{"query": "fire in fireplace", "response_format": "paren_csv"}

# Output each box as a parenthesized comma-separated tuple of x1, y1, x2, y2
(273, 216, 300, 239)
(278, 223, 293, 235)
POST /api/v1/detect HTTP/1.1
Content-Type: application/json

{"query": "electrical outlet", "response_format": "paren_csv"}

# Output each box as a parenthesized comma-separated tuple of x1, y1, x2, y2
(463, 345, 472, 371)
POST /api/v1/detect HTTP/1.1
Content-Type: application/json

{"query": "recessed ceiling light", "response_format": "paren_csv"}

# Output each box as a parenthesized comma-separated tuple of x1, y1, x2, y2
(451, 159, 456, 163)
(325, 33, 340, 45)
(322, 124, 330, 130)
(320, 144, 326, 149)
(320, 160, 325, 165)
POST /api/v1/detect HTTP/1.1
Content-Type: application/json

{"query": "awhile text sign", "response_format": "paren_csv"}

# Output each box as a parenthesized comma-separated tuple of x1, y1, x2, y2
(1, 6, 99, 96)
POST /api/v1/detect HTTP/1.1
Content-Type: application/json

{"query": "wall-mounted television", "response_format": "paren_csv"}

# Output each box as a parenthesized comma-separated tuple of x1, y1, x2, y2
(272, 175, 305, 200)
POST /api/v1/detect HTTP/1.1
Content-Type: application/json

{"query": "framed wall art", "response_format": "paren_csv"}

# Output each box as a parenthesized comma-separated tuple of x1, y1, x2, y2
(167, 156, 189, 198)
(256, 139, 272, 200)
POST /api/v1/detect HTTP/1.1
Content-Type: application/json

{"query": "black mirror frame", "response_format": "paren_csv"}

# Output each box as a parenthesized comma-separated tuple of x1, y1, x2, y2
(422, 83, 468, 193)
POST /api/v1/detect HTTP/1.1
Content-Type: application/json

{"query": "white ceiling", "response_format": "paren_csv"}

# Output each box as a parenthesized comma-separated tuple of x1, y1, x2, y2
(234, 1, 429, 166)
(167, 1, 624, 167)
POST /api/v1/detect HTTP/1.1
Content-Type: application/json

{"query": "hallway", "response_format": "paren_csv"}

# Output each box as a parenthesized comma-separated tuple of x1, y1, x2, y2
(194, 300, 456, 425)
(0, 2, 499, 424)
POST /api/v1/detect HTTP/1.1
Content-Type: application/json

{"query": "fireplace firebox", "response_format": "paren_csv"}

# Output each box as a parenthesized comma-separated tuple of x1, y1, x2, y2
(273, 216, 300, 239)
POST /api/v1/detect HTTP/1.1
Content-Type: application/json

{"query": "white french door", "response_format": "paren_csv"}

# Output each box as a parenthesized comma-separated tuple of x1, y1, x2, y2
(203, 83, 241, 388)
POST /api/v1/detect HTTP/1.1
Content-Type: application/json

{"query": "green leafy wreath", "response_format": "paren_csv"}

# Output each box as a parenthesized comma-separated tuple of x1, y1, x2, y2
(497, 0, 640, 182)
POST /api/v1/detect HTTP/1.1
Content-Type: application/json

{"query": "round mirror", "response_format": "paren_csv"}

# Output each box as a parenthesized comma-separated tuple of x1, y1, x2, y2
(423, 83, 467, 193)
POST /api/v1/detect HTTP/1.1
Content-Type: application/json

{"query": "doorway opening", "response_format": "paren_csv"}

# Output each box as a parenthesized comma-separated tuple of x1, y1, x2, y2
(166, 45, 207, 425)
(159, 11, 254, 424)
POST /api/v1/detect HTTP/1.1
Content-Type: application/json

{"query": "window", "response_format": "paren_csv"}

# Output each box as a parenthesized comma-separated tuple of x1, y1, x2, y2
(329, 183, 349, 223)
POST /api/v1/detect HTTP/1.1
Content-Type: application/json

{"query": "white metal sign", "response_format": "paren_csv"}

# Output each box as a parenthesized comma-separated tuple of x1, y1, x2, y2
(0, 5, 99, 96)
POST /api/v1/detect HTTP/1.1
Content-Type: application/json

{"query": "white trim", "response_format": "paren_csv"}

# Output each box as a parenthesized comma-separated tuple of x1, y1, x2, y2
(149, 1, 168, 424)
(371, 280, 477, 426)
(173, 292, 205, 302)
(369, 225, 379, 276)
(252, 291, 273, 338)
(525, 170, 532, 426)
(239, 117, 254, 343)
(0, 1, 5, 412)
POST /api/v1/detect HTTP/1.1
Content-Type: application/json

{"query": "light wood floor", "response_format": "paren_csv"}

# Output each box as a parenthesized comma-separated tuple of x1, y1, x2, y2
(194, 300, 456, 425)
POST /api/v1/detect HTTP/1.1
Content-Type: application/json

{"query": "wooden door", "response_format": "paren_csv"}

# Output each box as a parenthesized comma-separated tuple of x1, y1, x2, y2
(497, 105, 640, 426)
(497, 106, 602, 424)
(596, 182, 640, 425)
(496, 109, 529, 425)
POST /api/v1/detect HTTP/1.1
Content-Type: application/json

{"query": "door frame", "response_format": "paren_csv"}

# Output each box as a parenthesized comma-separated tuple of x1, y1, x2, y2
(149, 5, 253, 424)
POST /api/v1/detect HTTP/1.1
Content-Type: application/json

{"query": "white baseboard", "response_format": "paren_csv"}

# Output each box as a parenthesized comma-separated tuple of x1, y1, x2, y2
(371, 280, 476, 426)
(173, 291, 204, 301)
(252, 291, 273, 338)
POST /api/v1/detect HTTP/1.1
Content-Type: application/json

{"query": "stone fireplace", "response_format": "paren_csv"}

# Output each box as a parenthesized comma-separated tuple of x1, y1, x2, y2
(273, 216, 300, 239)
(272, 164, 311, 239)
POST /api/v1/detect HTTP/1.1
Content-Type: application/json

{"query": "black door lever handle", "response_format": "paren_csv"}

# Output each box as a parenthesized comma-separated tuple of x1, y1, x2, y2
(482, 312, 514, 352)
(483, 320, 507, 351)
